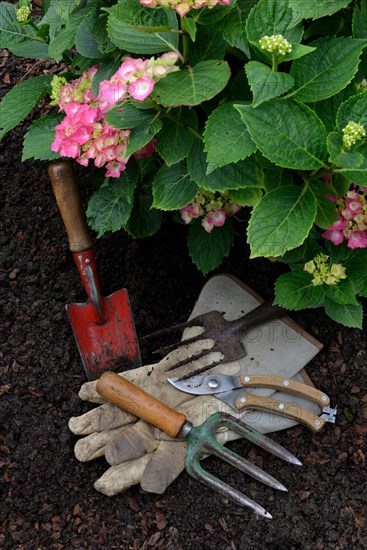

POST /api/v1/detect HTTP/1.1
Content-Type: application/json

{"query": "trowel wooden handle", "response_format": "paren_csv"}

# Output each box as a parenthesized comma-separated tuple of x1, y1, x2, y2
(96, 372, 187, 439)
(48, 160, 93, 253)
(234, 394, 326, 433)
(239, 375, 330, 407)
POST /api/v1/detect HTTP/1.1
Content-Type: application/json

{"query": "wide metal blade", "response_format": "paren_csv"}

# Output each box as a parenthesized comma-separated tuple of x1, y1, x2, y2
(168, 373, 240, 394)
(67, 289, 141, 380)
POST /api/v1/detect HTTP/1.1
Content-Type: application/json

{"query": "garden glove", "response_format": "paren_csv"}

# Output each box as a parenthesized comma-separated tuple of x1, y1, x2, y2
(69, 275, 321, 496)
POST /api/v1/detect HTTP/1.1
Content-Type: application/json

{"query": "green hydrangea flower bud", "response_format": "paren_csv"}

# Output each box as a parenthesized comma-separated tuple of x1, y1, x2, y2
(342, 120, 366, 150)
(49, 75, 68, 106)
(259, 34, 292, 56)
(16, 5, 31, 22)
(304, 253, 347, 286)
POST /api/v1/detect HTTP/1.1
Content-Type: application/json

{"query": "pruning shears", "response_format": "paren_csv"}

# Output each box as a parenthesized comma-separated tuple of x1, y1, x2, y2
(168, 373, 337, 433)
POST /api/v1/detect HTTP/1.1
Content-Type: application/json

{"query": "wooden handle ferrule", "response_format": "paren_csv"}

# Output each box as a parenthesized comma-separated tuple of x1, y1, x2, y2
(96, 372, 187, 439)
(48, 160, 93, 253)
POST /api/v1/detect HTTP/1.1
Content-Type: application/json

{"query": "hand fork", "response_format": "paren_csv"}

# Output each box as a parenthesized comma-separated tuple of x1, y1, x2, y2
(142, 300, 286, 378)
(96, 371, 302, 519)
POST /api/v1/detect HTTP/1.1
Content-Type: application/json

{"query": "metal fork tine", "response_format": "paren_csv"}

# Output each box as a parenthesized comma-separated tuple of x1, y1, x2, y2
(153, 332, 209, 357)
(219, 413, 302, 466)
(208, 440, 288, 492)
(164, 348, 222, 372)
(188, 457, 273, 519)
(141, 317, 205, 341)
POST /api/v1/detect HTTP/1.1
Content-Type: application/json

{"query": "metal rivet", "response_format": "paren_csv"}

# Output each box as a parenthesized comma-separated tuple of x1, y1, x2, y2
(85, 258, 91, 265)
(244, 376, 250, 382)
(278, 403, 285, 410)
(322, 395, 327, 401)
(314, 420, 320, 425)
(207, 378, 220, 390)
(283, 380, 289, 386)
(240, 397, 247, 403)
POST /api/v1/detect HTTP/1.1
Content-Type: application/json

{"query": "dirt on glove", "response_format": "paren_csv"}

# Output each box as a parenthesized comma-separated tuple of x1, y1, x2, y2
(1, 50, 366, 550)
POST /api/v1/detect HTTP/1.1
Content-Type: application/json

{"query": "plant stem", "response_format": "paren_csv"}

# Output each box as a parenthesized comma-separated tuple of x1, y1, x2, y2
(183, 33, 190, 64)
(272, 55, 278, 72)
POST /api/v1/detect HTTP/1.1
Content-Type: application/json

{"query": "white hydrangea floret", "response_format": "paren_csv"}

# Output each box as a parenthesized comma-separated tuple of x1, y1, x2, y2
(16, 5, 31, 22)
(259, 34, 292, 56)
(342, 120, 366, 150)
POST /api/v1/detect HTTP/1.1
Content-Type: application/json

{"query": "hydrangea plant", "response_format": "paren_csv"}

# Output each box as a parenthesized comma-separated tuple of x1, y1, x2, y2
(1, 0, 367, 328)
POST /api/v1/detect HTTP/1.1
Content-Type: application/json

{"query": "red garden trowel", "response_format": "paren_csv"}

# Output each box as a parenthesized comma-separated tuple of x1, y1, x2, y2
(48, 160, 141, 380)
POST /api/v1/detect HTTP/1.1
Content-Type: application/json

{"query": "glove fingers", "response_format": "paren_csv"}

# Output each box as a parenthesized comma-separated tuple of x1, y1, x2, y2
(69, 403, 137, 435)
(105, 421, 159, 466)
(74, 427, 130, 462)
(94, 455, 151, 496)
(140, 440, 188, 494)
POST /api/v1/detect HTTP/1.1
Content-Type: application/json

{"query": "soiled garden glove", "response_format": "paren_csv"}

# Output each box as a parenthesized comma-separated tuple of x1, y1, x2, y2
(69, 337, 246, 495)
(69, 274, 320, 496)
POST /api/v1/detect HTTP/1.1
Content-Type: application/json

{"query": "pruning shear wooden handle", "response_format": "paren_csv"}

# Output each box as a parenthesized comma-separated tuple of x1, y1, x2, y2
(168, 373, 337, 433)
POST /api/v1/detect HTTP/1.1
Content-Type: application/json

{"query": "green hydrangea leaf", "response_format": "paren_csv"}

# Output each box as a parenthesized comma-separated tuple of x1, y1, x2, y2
(152, 162, 198, 210)
(188, 218, 235, 275)
(0, 2, 38, 47)
(9, 40, 51, 59)
(181, 16, 197, 42)
(246, 0, 303, 46)
(247, 185, 317, 258)
(341, 248, 367, 282)
(336, 92, 367, 132)
(106, 0, 178, 54)
(124, 118, 162, 158)
(274, 271, 324, 310)
(204, 102, 256, 172)
(324, 298, 363, 328)
(188, 140, 261, 192)
(327, 132, 364, 168)
(22, 114, 63, 161)
(48, 3, 98, 61)
(0, 75, 52, 140)
(105, 103, 157, 130)
(245, 61, 294, 107)
(155, 108, 198, 166)
(75, 18, 105, 58)
(309, 180, 339, 230)
(125, 192, 162, 238)
(87, 162, 138, 237)
(216, 0, 258, 56)
(188, 26, 227, 65)
(289, 0, 354, 21)
(353, 0, 367, 39)
(290, 37, 367, 103)
(325, 279, 359, 306)
(337, 159, 367, 185)
(236, 100, 328, 170)
(228, 187, 263, 207)
(152, 60, 231, 107)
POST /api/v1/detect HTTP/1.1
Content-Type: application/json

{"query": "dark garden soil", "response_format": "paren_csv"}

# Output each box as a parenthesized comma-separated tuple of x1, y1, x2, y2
(1, 50, 366, 550)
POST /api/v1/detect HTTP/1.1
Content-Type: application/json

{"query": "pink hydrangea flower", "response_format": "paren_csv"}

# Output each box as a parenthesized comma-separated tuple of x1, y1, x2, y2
(52, 54, 179, 177)
(139, 0, 231, 16)
(322, 186, 367, 248)
(206, 208, 226, 227)
(99, 79, 127, 106)
(134, 138, 157, 159)
(347, 231, 367, 248)
(180, 203, 203, 224)
(322, 228, 345, 246)
(128, 77, 155, 101)
(201, 218, 215, 233)
(224, 201, 242, 217)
